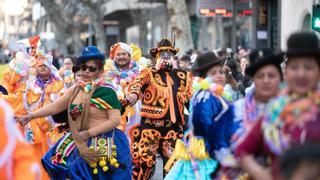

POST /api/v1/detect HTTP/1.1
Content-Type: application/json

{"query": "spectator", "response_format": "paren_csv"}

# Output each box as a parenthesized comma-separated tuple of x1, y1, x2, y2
(178, 55, 191, 71)
(280, 143, 320, 180)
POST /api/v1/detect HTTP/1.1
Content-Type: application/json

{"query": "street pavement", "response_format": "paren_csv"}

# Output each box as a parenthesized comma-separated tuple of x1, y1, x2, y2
(151, 155, 163, 180)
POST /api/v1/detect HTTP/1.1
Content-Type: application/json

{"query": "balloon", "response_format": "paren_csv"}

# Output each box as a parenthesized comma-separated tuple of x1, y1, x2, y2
(209, 84, 217, 92)
(65, 70, 71, 76)
(222, 92, 232, 101)
(193, 82, 201, 91)
(120, 72, 128, 78)
(215, 85, 224, 95)
(20, 70, 27, 76)
(127, 71, 134, 77)
(125, 77, 131, 82)
(200, 79, 210, 90)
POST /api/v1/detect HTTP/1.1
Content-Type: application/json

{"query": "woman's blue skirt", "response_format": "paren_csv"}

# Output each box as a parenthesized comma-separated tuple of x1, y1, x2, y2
(42, 129, 132, 180)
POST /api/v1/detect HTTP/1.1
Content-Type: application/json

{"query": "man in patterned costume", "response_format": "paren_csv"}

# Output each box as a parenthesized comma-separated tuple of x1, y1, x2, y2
(126, 38, 193, 179)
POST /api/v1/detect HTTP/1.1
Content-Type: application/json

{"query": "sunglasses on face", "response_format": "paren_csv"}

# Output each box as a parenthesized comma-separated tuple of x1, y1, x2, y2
(81, 64, 98, 72)
(159, 51, 174, 60)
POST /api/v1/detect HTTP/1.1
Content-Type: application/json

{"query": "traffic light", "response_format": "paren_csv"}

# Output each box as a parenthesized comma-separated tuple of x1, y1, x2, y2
(312, 4, 320, 32)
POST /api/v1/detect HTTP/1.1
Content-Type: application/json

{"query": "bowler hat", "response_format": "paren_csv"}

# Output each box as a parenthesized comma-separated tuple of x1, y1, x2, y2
(150, 38, 179, 58)
(78, 46, 105, 63)
(245, 48, 283, 77)
(285, 32, 320, 58)
(72, 65, 80, 74)
(0, 85, 8, 95)
(192, 51, 223, 74)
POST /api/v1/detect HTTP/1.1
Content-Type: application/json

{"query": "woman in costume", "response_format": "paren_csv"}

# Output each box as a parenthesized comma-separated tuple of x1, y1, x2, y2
(191, 51, 236, 162)
(0, 97, 41, 180)
(175, 51, 236, 179)
(17, 46, 132, 179)
(236, 32, 320, 180)
(232, 48, 283, 148)
(164, 51, 232, 180)
(59, 56, 76, 88)
(217, 48, 283, 179)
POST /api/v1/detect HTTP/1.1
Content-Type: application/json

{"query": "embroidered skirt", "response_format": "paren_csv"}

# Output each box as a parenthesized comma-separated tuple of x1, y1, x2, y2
(42, 129, 132, 180)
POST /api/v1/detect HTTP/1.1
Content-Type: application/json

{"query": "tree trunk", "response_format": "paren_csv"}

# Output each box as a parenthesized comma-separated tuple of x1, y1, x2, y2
(167, 0, 194, 55)
(85, 3, 107, 54)
(55, 30, 69, 55)
(38, 0, 71, 55)
(138, 11, 149, 53)
(72, 25, 82, 55)
(91, 14, 107, 53)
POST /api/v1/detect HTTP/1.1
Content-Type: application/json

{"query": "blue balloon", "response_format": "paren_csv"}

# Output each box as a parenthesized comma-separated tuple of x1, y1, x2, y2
(120, 72, 128, 78)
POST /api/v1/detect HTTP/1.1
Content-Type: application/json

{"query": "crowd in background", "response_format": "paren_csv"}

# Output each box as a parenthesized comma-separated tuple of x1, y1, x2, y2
(0, 32, 319, 180)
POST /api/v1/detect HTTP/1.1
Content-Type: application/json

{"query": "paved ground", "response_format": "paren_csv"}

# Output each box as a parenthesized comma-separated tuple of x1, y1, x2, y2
(151, 155, 163, 180)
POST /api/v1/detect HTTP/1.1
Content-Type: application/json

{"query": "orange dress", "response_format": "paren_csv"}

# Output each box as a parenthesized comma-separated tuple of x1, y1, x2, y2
(0, 98, 40, 180)
(22, 76, 64, 179)
(0, 68, 30, 117)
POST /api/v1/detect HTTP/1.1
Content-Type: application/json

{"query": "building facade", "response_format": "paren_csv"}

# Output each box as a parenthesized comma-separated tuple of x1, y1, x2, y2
(280, 0, 314, 50)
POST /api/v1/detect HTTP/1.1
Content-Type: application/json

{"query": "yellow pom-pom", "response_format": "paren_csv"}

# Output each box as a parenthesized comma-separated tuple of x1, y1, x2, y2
(99, 160, 107, 167)
(89, 146, 94, 152)
(114, 163, 119, 168)
(90, 162, 97, 168)
(110, 158, 117, 165)
(102, 166, 109, 172)
(112, 145, 117, 150)
(93, 168, 98, 174)
(193, 82, 201, 91)
(200, 79, 210, 90)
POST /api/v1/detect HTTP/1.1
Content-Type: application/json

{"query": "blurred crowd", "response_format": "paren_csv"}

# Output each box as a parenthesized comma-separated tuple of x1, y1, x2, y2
(0, 31, 319, 180)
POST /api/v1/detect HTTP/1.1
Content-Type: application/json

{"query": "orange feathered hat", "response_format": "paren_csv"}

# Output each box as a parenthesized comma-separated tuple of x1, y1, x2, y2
(29, 35, 40, 48)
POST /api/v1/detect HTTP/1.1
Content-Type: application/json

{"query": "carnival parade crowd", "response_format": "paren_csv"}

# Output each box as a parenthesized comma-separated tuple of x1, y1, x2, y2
(0, 31, 319, 180)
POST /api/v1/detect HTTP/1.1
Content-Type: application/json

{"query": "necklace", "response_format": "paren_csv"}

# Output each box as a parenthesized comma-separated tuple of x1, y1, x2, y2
(104, 60, 139, 88)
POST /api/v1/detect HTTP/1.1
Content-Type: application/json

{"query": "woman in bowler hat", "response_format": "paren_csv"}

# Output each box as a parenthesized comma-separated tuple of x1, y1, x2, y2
(236, 32, 320, 180)
(17, 46, 132, 179)
(190, 51, 237, 177)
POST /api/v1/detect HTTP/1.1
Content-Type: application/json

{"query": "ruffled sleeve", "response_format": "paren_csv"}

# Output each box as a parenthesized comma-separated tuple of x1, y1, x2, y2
(192, 90, 222, 137)
(192, 90, 236, 159)
(1, 68, 21, 94)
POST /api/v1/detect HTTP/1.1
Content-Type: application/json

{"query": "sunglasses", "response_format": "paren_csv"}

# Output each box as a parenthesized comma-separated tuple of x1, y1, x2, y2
(81, 64, 98, 72)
